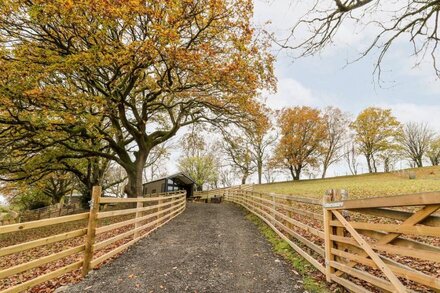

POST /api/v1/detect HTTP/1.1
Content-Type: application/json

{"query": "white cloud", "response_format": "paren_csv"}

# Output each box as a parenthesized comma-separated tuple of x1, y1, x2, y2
(378, 103, 440, 132)
(266, 77, 315, 109)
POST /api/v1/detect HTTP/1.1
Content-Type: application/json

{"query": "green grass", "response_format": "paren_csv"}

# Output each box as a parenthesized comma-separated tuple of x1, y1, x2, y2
(245, 212, 331, 293)
(255, 166, 440, 199)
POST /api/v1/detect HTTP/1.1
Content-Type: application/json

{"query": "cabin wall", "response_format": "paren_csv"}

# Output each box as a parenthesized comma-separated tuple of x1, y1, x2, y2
(143, 180, 166, 195)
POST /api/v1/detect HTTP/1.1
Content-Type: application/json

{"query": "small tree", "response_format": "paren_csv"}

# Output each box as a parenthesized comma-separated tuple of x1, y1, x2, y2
(320, 107, 350, 178)
(221, 133, 256, 185)
(274, 107, 326, 180)
(178, 133, 219, 190)
(344, 141, 359, 176)
(350, 107, 401, 173)
(399, 122, 434, 167)
(427, 136, 440, 166)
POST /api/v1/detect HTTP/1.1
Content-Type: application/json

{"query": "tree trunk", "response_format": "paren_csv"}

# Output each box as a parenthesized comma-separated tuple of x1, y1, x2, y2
(257, 160, 263, 184)
(124, 151, 148, 198)
(241, 172, 248, 185)
(416, 156, 423, 167)
(293, 166, 301, 180)
(289, 165, 295, 180)
(321, 164, 328, 179)
(365, 154, 373, 173)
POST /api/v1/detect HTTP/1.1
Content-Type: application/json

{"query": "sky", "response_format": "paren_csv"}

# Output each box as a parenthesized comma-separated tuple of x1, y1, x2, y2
(165, 1, 440, 181)
(243, 0, 440, 178)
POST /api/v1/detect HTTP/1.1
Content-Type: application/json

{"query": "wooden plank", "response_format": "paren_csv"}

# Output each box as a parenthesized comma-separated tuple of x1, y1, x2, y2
(330, 261, 395, 292)
(0, 212, 88, 234)
(248, 200, 324, 256)
(0, 228, 86, 257)
(82, 186, 101, 277)
(0, 245, 84, 279)
(94, 206, 185, 251)
(331, 248, 440, 290)
(323, 192, 335, 282)
(97, 197, 184, 219)
(230, 195, 325, 274)
(377, 205, 440, 245)
(372, 242, 440, 263)
(249, 194, 323, 221)
(355, 229, 440, 254)
(133, 196, 144, 239)
(351, 208, 440, 227)
(96, 201, 185, 235)
(331, 275, 372, 293)
(254, 191, 322, 206)
(327, 191, 440, 210)
(330, 220, 440, 237)
(91, 206, 185, 268)
(99, 193, 184, 203)
(1, 261, 82, 293)
(332, 210, 407, 292)
(245, 195, 324, 239)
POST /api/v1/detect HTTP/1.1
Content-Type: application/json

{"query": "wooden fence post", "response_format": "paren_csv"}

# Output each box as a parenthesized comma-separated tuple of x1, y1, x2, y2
(82, 186, 101, 277)
(157, 196, 164, 228)
(323, 189, 335, 282)
(134, 196, 143, 239)
(271, 193, 276, 225)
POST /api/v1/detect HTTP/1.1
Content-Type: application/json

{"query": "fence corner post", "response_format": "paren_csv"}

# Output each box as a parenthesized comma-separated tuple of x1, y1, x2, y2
(82, 185, 101, 277)
(323, 189, 335, 283)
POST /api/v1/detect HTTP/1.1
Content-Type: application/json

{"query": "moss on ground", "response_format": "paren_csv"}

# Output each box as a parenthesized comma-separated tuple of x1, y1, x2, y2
(245, 212, 332, 293)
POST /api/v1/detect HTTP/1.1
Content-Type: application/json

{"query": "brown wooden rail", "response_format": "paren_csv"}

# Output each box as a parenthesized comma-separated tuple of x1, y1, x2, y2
(225, 189, 440, 293)
(0, 187, 186, 293)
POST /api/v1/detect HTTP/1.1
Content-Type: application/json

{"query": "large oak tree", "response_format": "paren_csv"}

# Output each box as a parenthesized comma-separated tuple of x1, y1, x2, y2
(0, 0, 274, 197)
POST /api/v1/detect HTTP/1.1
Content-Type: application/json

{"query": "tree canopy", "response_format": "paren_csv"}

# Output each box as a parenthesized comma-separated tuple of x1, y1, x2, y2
(0, 0, 275, 197)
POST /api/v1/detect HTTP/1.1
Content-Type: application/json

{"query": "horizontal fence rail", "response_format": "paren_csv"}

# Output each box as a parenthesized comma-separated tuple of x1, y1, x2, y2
(0, 187, 186, 292)
(224, 188, 440, 293)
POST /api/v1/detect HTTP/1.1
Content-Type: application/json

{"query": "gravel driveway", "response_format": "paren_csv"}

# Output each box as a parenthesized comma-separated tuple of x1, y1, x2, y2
(67, 202, 304, 293)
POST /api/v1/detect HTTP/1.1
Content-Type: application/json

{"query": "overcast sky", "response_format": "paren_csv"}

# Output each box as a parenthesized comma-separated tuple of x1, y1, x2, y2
(254, 0, 440, 127)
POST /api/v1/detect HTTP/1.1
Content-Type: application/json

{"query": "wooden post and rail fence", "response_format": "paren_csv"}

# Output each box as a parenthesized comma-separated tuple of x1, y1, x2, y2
(0, 187, 186, 293)
(1, 184, 440, 292)
(223, 187, 440, 292)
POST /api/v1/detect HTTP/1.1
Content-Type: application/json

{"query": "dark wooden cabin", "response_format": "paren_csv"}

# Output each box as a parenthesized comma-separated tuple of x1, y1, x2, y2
(142, 172, 195, 198)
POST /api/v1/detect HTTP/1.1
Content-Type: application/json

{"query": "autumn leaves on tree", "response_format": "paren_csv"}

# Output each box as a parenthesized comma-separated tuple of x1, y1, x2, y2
(0, 0, 275, 198)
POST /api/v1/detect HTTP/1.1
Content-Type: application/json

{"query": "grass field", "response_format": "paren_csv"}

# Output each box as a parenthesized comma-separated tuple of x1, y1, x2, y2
(254, 166, 440, 199)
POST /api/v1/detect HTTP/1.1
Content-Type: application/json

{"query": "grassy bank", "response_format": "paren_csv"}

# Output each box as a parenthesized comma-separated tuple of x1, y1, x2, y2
(254, 166, 440, 199)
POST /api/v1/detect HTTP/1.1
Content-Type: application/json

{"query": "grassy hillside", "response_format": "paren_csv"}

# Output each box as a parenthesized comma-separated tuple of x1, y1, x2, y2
(254, 166, 440, 199)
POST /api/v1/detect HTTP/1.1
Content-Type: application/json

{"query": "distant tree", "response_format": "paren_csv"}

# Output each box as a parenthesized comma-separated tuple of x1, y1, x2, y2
(320, 107, 350, 178)
(344, 141, 359, 175)
(282, 1, 440, 78)
(399, 122, 434, 167)
(350, 107, 401, 173)
(248, 112, 278, 184)
(221, 133, 255, 185)
(178, 133, 219, 190)
(427, 137, 440, 166)
(220, 107, 276, 184)
(143, 144, 171, 183)
(39, 171, 75, 204)
(274, 107, 326, 180)
(378, 147, 401, 173)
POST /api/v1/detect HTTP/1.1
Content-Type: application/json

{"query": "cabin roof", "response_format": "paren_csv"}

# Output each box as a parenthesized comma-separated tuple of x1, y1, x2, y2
(143, 172, 195, 185)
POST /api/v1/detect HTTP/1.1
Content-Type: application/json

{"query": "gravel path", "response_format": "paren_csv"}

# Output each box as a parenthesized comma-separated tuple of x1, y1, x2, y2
(67, 202, 305, 293)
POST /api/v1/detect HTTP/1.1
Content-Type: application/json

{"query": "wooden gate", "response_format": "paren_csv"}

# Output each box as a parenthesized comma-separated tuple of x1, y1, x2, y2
(323, 191, 440, 292)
